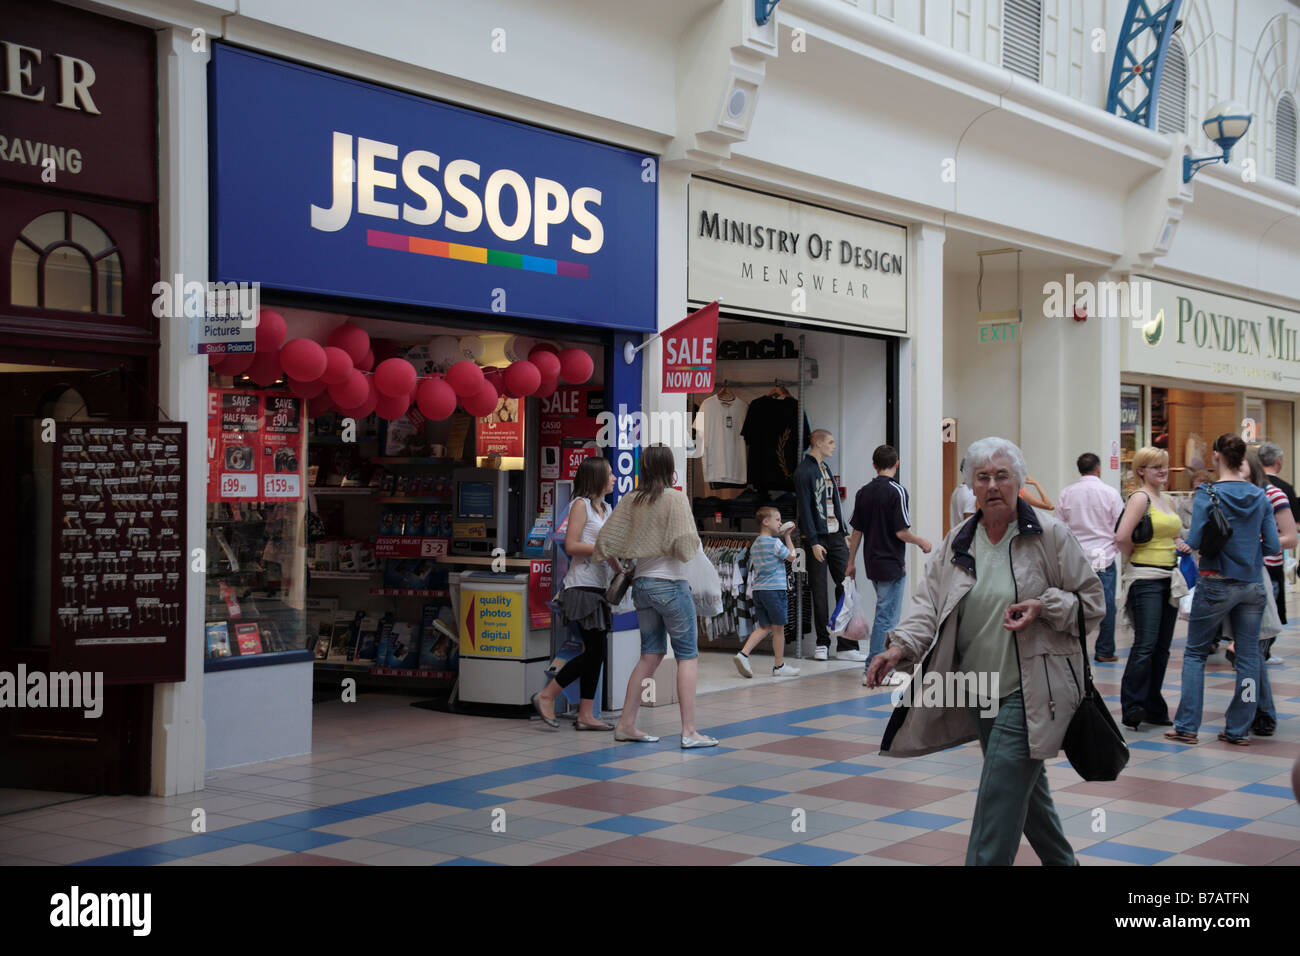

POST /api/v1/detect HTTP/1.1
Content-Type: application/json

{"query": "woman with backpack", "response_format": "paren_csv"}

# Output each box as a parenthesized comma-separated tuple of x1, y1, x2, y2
(1167, 435, 1281, 745)
(1115, 447, 1191, 731)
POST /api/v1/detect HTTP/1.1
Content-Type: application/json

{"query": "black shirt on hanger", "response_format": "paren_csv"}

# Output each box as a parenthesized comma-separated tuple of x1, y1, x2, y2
(741, 395, 811, 494)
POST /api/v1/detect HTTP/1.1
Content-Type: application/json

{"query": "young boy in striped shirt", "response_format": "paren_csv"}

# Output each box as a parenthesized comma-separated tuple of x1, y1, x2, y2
(735, 506, 800, 678)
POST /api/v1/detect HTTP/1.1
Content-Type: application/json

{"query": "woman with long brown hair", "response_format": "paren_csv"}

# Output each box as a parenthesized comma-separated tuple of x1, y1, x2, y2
(594, 444, 718, 748)
(532, 455, 618, 731)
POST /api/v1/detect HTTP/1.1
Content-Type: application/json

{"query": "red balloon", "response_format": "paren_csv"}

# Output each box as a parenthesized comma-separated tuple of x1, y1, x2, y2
(248, 350, 283, 386)
(357, 349, 375, 372)
(254, 309, 288, 351)
(531, 342, 559, 355)
(223, 351, 256, 376)
(374, 357, 417, 399)
(328, 322, 370, 364)
(279, 338, 327, 382)
(529, 348, 561, 380)
(307, 394, 335, 418)
(338, 383, 378, 421)
(374, 390, 411, 421)
(558, 347, 594, 384)
(328, 368, 369, 409)
(287, 377, 327, 399)
(320, 346, 353, 385)
(483, 367, 505, 393)
(416, 376, 457, 420)
(503, 360, 541, 398)
(445, 360, 485, 397)
(207, 352, 228, 371)
(463, 381, 501, 418)
(534, 375, 559, 399)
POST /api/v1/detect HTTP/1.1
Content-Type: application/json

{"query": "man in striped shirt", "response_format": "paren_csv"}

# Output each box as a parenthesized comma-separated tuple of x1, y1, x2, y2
(847, 444, 932, 686)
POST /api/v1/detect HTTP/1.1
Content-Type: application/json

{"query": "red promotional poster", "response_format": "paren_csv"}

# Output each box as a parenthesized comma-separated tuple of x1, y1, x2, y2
(529, 559, 553, 629)
(562, 444, 599, 480)
(537, 387, 605, 519)
(477, 396, 524, 458)
(261, 393, 305, 500)
(208, 388, 260, 502)
(661, 301, 719, 393)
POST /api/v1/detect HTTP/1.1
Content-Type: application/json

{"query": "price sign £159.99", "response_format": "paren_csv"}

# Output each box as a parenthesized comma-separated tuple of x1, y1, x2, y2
(261, 393, 303, 499)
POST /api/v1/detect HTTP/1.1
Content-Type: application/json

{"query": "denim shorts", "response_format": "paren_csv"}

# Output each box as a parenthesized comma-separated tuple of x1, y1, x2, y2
(753, 589, 788, 627)
(632, 577, 699, 660)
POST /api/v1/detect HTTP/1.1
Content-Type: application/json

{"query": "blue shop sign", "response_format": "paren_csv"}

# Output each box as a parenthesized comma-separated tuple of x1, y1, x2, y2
(209, 45, 657, 332)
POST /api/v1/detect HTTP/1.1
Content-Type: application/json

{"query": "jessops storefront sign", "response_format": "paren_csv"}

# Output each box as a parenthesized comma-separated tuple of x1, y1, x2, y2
(209, 45, 657, 332)
(687, 180, 907, 334)
(1122, 279, 1300, 390)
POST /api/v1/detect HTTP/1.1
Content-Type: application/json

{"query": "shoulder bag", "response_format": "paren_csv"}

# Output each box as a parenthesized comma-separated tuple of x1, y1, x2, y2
(1113, 491, 1153, 544)
(1197, 483, 1234, 559)
(605, 562, 633, 607)
(1062, 591, 1130, 781)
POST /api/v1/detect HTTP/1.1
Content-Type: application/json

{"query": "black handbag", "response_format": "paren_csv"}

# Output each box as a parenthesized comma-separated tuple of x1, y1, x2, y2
(1113, 491, 1153, 544)
(1198, 483, 1235, 558)
(1062, 592, 1130, 781)
(605, 563, 633, 606)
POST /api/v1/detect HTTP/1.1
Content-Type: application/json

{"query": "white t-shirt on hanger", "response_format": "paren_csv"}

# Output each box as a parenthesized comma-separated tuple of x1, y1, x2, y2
(694, 394, 749, 485)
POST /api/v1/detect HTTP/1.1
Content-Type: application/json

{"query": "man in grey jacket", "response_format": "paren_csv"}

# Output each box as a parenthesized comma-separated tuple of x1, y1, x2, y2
(796, 429, 862, 661)
(866, 438, 1105, 866)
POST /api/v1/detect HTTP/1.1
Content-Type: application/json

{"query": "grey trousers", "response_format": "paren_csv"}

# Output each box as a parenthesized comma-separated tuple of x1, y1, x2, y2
(967, 690, 1076, 866)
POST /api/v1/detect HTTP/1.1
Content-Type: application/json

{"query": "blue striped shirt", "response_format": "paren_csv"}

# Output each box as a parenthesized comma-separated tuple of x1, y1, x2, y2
(749, 535, 790, 591)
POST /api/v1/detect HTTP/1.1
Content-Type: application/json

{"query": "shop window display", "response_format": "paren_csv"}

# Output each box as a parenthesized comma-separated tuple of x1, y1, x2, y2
(207, 308, 602, 695)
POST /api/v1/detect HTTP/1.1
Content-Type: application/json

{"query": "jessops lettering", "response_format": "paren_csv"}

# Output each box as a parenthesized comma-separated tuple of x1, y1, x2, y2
(311, 132, 604, 253)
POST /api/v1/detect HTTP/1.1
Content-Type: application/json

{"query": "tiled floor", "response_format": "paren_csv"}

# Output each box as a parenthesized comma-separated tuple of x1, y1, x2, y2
(2, 619, 1298, 866)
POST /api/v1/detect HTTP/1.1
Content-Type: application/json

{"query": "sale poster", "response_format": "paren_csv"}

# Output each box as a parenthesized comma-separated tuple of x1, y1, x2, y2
(528, 559, 553, 629)
(261, 393, 304, 500)
(477, 395, 524, 458)
(538, 387, 603, 518)
(207, 389, 305, 502)
(661, 301, 719, 393)
(208, 388, 260, 502)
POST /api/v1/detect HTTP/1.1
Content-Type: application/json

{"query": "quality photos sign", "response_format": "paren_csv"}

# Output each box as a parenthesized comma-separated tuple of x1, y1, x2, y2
(687, 179, 907, 334)
(1123, 278, 1300, 390)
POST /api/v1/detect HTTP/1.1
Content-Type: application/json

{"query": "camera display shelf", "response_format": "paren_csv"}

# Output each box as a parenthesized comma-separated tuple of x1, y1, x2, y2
(309, 570, 380, 580)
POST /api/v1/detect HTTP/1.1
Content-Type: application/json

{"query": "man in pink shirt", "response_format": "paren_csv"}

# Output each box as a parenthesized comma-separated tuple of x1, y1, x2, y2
(1056, 453, 1125, 662)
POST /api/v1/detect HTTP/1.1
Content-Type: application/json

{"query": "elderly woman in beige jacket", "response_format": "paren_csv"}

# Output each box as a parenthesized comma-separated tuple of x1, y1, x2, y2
(866, 438, 1105, 866)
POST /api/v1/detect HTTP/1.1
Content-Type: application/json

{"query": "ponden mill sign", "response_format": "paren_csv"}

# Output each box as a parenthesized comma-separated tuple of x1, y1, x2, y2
(688, 180, 907, 334)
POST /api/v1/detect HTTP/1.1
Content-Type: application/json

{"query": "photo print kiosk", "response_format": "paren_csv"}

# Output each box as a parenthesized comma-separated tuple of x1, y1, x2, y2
(451, 467, 524, 556)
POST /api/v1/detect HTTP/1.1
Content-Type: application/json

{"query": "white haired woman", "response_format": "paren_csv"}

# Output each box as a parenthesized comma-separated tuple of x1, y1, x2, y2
(866, 437, 1105, 866)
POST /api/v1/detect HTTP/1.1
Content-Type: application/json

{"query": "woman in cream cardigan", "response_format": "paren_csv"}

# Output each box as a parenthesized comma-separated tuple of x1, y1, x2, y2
(594, 444, 719, 749)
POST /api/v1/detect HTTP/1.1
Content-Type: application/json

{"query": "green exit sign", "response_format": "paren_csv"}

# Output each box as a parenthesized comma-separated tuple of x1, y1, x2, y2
(979, 322, 1019, 343)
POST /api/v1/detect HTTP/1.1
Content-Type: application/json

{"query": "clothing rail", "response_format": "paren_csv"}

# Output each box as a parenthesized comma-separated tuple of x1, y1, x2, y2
(700, 530, 760, 537)
(712, 378, 802, 389)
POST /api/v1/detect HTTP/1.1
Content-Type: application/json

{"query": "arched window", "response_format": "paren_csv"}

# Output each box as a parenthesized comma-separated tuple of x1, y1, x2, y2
(10, 211, 123, 315)
(1277, 93, 1298, 186)
(1156, 36, 1188, 135)
(1002, 0, 1043, 83)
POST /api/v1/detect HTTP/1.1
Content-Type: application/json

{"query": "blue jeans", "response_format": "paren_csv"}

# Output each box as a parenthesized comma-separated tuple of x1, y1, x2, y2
(1120, 578, 1177, 722)
(632, 578, 699, 660)
(866, 575, 906, 670)
(1174, 576, 1267, 739)
(1095, 561, 1117, 659)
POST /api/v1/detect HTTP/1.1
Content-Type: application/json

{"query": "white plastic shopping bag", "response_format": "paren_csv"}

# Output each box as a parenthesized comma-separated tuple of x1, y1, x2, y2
(830, 577, 858, 634)
(1178, 587, 1194, 622)
(685, 548, 724, 618)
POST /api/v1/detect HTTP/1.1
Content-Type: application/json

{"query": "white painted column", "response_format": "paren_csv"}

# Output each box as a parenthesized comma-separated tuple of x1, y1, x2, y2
(151, 27, 210, 796)
(648, 162, 692, 477)
(904, 224, 945, 589)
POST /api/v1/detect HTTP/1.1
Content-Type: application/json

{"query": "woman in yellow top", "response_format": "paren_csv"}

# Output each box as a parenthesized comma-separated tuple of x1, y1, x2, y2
(1115, 447, 1191, 730)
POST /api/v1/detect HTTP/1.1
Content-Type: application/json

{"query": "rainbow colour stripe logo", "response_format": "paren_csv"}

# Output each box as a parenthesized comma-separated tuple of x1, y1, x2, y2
(367, 229, 590, 279)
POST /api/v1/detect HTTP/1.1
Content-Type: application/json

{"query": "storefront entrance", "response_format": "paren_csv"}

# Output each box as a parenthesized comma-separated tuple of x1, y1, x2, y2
(0, 351, 154, 793)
